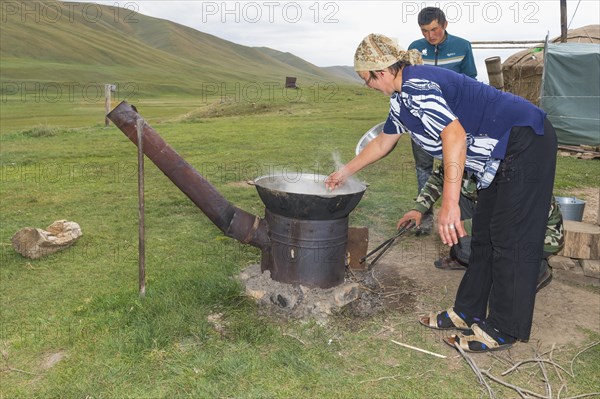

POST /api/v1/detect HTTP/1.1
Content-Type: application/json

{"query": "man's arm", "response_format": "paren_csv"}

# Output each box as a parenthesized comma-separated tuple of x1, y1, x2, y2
(413, 164, 445, 213)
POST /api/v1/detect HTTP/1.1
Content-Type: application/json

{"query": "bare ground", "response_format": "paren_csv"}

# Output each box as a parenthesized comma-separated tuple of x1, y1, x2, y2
(366, 187, 600, 357)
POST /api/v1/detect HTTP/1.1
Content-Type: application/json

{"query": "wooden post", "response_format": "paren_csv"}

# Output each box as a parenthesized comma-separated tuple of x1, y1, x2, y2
(104, 84, 112, 127)
(560, 0, 568, 43)
(485, 56, 504, 90)
(136, 118, 146, 297)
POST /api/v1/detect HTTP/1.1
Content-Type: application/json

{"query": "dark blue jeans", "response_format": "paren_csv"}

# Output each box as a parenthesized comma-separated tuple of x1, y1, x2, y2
(454, 119, 557, 341)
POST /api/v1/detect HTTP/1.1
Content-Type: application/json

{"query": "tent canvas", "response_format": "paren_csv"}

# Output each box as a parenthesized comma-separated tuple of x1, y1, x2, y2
(540, 43, 600, 146)
(502, 25, 599, 107)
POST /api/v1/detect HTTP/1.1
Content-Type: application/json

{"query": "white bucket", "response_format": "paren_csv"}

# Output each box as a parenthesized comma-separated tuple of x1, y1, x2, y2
(556, 196, 586, 222)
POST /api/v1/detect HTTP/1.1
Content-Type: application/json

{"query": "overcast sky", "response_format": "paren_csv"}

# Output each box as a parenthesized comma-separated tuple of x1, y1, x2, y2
(87, 1, 599, 81)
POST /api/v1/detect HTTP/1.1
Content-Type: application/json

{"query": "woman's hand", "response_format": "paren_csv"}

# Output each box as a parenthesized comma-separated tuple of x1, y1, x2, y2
(325, 168, 349, 191)
(397, 210, 423, 230)
(325, 130, 402, 191)
(437, 202, 465, 246)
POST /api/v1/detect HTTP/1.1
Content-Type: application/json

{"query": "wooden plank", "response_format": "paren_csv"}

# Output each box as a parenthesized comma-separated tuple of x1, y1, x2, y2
(347, 227, 369, 270)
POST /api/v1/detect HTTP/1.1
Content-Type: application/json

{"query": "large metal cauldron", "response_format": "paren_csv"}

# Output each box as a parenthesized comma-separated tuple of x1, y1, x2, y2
(254, 174, 366, 220)
(255, 175, 366, 287)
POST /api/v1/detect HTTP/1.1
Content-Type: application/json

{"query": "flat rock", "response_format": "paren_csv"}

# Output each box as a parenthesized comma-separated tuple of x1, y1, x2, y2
(581, 259, 600, 279)
(12, 220, 82, 259)
(548, 255, 579, 270)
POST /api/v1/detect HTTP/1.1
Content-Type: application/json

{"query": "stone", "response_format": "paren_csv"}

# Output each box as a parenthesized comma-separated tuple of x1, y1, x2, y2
(554, 266, 600, 287)
(332, 283, 361, 307)
(548, 255, 580, 270)
(581, 259, 600, 279)
(237, 265, 376, 323)
(12, 220, 82, 259)
(269, 292, 300, 309)
(245, 287, 267, 301)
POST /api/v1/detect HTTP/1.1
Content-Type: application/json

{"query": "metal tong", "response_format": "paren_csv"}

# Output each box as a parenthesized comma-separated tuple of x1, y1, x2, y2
(359, 221, 416, 267)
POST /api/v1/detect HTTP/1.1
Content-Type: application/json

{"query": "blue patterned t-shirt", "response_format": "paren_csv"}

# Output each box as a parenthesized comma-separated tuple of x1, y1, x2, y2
(383, 65, 546, 188)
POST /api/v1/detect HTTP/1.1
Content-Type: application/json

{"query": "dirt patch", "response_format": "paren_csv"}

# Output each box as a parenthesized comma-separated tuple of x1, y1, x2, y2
(344, 268, 419, 317)
(39, 351, 66, 370)
(368, 224, 600, 354)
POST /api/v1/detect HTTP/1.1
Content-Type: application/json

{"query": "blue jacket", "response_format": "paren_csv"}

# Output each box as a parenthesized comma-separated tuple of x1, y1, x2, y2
(409, 32, 477, 79)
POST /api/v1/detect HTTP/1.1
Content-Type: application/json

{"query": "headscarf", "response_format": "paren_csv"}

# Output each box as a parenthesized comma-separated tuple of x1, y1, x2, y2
(354, 33, 423, 71)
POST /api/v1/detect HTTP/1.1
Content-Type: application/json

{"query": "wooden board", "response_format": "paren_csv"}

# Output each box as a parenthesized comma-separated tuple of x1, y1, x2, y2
(347, 227, 369, 270)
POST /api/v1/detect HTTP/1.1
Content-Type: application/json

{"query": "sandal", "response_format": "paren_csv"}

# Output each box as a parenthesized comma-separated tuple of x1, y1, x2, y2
(419, 308, 472, 331)
(443, 323, 515, 353)
(434, 256, 467, 270)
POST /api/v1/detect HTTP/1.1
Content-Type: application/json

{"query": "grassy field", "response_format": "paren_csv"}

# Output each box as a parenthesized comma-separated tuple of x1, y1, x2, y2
(1, 86, 599, 398)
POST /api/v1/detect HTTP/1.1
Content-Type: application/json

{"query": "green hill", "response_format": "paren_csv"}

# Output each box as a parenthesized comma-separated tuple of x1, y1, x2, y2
(0, 0, 358, 99)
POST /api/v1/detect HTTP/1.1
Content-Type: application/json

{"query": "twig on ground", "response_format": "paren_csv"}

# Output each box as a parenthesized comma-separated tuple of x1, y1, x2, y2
(501, 359, 572, 378)
(382, 289, 423, 298)
(570, 341, 599, 377)
(371, 271, 383, 290)
(358, 374, 401, 384)
(453, 341, 496, 399)
(359, 284, 379, 294)
(480, 342, 600, 399)
(1, 367, 39, 376)
(537, 353, 551, 399)
(346, 266, 359, 283)
(561, 394, 600, 399)
(558, 383, 567, 399)
(390, 340, 447, 359)
(282, 333, 306, 346)
(375, 326, 392, 336)
(482, 370, 548, 399)
(0, 348, 39, 376)
(490, 353, 516, 371)
(549, 343, 567, 386)
(440, 285, 448, 303)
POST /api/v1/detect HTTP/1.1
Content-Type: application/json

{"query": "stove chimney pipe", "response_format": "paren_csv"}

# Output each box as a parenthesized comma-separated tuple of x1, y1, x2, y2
(107, 101, 269, 250)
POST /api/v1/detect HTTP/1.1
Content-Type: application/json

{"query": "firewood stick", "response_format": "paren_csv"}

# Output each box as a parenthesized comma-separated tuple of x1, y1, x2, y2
(390, 340, 447, 359)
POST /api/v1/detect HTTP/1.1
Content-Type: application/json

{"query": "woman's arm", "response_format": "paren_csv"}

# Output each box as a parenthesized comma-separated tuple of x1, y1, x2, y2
(438, 119, 467, 246)
(325, 132, 401, 190)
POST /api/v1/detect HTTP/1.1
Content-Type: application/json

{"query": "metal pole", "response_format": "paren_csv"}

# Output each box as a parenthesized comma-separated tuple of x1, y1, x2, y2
(136, 118, 146, 297)
(560, 0, 568, 43)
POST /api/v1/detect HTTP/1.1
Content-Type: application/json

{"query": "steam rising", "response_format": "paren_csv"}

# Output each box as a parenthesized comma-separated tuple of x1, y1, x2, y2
(255, 174, 365, 196)
(254, 152, 366, 196)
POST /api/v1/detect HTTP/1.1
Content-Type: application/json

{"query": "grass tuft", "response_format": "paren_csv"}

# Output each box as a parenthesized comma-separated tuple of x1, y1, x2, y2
(20, 124, 59, 137)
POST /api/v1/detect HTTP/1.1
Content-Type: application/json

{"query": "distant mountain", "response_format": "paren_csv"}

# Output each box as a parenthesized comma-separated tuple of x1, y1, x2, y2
(323, 66, 363, 83)
(0, 0, 359, 98)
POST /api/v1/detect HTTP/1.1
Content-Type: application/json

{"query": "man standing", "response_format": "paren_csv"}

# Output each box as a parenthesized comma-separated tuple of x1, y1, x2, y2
(408, 7, 477, 77)
(407, 7, 477, 234)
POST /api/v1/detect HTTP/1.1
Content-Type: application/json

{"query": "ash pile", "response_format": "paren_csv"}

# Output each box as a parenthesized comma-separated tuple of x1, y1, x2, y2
(238, 264, 417, 324)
